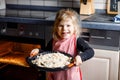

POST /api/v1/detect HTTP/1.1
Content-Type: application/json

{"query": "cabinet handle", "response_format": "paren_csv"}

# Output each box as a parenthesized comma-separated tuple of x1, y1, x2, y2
(91, 36, 112, 40)
(106, 37, 112, 40)
(91, 36, 105, 39)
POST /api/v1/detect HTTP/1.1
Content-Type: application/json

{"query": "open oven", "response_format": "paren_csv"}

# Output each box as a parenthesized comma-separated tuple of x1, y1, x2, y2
(0, 22, 51, 80)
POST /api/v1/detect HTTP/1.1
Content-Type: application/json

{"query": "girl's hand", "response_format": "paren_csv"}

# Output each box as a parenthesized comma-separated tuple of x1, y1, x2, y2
(30, 48, 39, 57)
(74, 55, 82, 66)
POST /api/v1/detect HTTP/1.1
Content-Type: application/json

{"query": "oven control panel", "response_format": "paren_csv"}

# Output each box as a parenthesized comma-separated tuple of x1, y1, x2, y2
(0, 22, 45, 39)
(89, 29, 120, 47)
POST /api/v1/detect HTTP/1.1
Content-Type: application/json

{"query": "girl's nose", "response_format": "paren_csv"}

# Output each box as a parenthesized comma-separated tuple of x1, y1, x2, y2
(62, 26, 67, 30)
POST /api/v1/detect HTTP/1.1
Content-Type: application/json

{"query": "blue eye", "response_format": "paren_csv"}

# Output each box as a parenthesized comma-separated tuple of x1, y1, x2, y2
(67, 25, 70, 27)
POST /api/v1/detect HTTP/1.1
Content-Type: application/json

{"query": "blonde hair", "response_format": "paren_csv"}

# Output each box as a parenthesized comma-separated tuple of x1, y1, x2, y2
(52, 8, 82, 40)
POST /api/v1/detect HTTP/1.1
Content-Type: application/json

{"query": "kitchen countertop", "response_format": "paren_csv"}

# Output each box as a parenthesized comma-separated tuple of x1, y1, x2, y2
(81, 14, 120, 31)
(0, 9, 120, 31)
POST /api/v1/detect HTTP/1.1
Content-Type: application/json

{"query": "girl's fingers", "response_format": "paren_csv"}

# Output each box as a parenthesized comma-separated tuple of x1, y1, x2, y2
(75, 55, 82, 66)
(30, 49, 39, 57)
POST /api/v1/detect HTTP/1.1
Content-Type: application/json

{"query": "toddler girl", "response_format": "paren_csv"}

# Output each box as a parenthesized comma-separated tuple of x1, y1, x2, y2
(30, 8, 94, 80)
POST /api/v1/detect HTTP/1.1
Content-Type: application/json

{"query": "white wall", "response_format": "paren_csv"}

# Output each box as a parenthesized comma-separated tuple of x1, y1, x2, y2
(5, 0, 107, 9)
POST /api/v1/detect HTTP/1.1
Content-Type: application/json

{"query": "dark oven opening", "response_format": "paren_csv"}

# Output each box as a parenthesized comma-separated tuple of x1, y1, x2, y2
(0, 38, 46, 80)
(0, 22, 46, 80)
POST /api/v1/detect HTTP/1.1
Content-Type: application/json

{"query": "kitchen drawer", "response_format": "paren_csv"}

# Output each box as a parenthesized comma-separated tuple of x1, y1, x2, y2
(89, 29, 120, 47)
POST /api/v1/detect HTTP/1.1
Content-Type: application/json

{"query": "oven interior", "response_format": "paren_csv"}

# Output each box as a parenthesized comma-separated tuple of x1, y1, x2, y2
(0, 22, 47, 80)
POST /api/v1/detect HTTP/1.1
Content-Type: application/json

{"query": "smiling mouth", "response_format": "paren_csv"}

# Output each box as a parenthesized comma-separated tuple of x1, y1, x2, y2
(62, 33, 68, 36)
(62, 32, 69, 34)
(62, 32, 70, 37)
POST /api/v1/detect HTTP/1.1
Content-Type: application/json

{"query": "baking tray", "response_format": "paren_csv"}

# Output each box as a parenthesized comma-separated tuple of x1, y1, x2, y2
(26, 51, 74, 72)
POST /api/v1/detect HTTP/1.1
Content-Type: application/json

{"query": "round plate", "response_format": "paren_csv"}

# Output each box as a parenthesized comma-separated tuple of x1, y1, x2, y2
(26, 51, 74, 72)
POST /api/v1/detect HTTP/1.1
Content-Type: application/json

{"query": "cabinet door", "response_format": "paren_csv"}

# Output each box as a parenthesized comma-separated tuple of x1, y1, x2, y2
(81, 48, 119, 80)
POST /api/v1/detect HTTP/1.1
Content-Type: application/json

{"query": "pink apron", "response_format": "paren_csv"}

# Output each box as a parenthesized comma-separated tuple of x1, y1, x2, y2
(47, 35, 82, 80)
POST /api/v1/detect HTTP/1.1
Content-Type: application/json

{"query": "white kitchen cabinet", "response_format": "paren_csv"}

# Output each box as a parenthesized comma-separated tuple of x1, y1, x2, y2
(80, 45, 119, 80)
